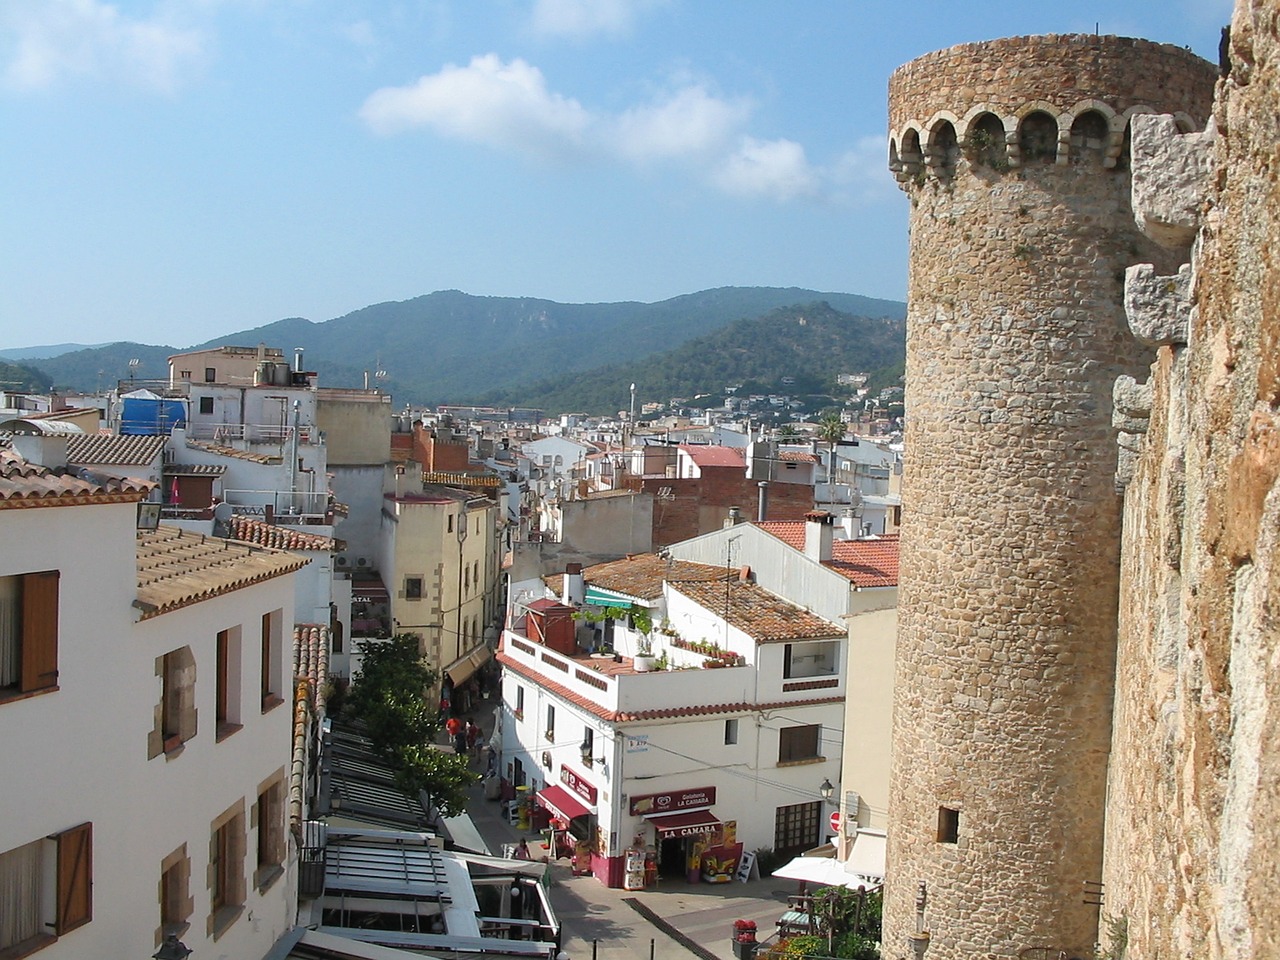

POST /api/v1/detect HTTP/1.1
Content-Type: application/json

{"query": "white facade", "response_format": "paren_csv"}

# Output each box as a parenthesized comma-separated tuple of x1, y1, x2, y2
(0, 496, 301, 960)
(497, 574, 843, 886)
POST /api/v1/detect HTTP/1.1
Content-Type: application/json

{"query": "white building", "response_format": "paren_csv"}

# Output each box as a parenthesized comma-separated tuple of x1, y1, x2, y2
(496, 553, 844, 888)
(0, 441, 307, 960)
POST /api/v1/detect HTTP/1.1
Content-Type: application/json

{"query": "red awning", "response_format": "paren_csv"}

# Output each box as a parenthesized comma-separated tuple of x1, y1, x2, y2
(537, 785, 593, 821)
(644, 809, 722, 838)
(350, 577, 389, 600)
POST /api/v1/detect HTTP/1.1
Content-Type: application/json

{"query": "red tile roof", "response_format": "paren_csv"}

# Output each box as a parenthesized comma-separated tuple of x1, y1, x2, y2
(184, 439, 281, 464)
(544, 553, 726, 601)
(755, 523, 901, 589)
(497, 644, 841, 722)
(669, 579, 844, 643)
(679, 444, 745, 468)
(0, 450, 153, 509)
(778, 450, 818, 463)
(229, 516, 340, 552)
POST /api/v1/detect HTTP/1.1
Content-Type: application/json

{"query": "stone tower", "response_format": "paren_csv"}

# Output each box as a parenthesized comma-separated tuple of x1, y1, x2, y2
(884, 36, 1215, 960)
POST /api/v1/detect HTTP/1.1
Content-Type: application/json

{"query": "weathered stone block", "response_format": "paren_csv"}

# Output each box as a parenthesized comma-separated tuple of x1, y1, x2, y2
(1125, 263, 1192, 345)
(1130, 113, 1216, 248)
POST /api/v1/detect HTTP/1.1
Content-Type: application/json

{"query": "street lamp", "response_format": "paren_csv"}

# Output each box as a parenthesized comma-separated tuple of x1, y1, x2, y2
(820, 778, 835, 804)
(579, 737, 606, 766)
(152, 934, 193, 960)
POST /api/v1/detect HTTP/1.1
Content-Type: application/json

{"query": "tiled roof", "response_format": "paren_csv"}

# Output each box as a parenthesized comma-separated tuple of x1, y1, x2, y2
(755, 522, 901, 589)
(291, 622, 330, 824)
(0, 450, 153, 510)
(184, 439, 281, 464)
(229, 516, 339, 551)
(163, 463, 225, 476)
(497, 645, 842, 722)
(134, 526, 309, 619)
(669, 579, 844, 643)
(66, 433, 166, 466)
(778, 450, 818, 463)
(679, 444, 745, 468)
(544, 553, 726, 602)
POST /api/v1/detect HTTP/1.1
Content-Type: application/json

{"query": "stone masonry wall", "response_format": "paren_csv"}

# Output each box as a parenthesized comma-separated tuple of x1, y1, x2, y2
(884, 35, 1215, 960)
(1102, 3, 1280, 958)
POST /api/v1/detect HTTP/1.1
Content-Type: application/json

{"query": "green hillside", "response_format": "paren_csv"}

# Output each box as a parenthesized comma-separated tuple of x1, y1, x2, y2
(485, 301, 906, 414)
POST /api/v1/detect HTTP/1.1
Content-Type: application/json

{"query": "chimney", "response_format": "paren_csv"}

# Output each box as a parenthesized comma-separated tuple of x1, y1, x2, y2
(724, 506, 742, 528)
(11, 432, 69, 470)
(294, 347, 305, 372)
(804, 510, 835, 563)
(757, 481, 769, 522)
(562, 563, 585, 606)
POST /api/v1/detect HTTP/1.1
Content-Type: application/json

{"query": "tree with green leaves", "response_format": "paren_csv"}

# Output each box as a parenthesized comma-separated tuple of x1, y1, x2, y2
(817, 410, 846, 485)
(344, 635, 478, 817)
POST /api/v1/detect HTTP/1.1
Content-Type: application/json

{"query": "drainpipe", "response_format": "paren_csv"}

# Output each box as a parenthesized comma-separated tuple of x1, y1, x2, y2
(289, 399, 301, 513)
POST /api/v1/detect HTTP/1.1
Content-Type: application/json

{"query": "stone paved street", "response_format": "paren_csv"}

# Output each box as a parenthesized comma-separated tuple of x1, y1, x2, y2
(458, 700, 797, 960)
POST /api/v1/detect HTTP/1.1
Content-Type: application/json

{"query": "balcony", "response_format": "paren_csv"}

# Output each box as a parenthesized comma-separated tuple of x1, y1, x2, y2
(501, 625, 754, 716)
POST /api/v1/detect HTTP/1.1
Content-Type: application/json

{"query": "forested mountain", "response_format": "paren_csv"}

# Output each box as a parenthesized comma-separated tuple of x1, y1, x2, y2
(16, 287, 906, 407)
(486, 302, 906, 414)
(0, 359, 54, 394)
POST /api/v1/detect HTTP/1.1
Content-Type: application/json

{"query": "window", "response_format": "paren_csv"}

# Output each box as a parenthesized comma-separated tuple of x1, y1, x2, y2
(179, 370, 191, 380)
(545, 704, 555, 742)
(778, 724, 821, 764)
(937, 807, 960, 844)
(254, 776, 285, 891)
(582, 726, 594, 763)
(447, 515, 453, 533)
(215, 629, 242, 740)
(260, 610, 282, 712)
(514, 685, 524, 720)
(774, 801, 821, 859)
(198, 396, 214, 415)
(158, 845, 192, 944)
(724, 718, 739, 745)
(153, 647, 197, 757)
(204, 367, 216, 383)
(209, 802, 245, 938)
(405, 577, 423, 600)
(783, 641, 839, 680)
(464, 566, 470, 593)
(0, 571, 59, 702)
(0, 822, 92, 955)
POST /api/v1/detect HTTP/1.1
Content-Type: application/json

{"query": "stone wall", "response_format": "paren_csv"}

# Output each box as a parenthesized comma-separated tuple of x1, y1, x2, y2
(1102, 3, 1280, 957)
(884, 35, 1215, 960)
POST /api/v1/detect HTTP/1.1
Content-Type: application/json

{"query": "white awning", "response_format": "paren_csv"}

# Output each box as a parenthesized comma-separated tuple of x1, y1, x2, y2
(772, 853, 861, 888)
(844, 828, 886, 882)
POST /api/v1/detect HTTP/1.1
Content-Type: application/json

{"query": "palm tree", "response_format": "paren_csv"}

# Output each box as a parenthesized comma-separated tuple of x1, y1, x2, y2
(817, 412, 845, 485)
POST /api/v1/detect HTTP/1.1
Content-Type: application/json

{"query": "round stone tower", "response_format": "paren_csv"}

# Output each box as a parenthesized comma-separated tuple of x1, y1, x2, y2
(884, 35, 1215, 960)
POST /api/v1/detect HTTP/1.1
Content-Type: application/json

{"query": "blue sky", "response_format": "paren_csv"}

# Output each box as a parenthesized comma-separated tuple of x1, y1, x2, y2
(0, 0, 1231, 349)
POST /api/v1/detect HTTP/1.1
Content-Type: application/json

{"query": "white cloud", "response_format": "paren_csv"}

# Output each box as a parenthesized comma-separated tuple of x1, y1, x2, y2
(530, 0, 666, 40)
(713, 137, 819, 202)
(362, 53, 884, 207)
(360, 54, 592, 158)
(1, 0, 203, 93)
(609, 85, 750, 163)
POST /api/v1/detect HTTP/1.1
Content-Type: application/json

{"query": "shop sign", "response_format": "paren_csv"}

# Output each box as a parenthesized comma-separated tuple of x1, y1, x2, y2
(560, 765, 598, 804)
(629, 786, 716, 816)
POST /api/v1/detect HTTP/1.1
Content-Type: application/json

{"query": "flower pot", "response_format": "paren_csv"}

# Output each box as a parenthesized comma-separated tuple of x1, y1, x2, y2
(633, 655, 656, 672)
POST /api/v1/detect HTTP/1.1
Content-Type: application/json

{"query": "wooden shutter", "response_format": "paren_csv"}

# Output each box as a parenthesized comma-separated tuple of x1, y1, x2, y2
(21, 571, 59, 692)
(55, 822, 92, 935)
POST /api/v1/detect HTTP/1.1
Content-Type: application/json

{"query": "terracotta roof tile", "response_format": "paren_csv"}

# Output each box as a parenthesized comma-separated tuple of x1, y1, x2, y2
(184, 439, 281, 464)
(66, 433, 167, 466)
(134, 526, 309, 619)
(670, 579, 844, 643)
(679, 444, 745, 468)
(290, 622, 330, 824)
(497, 644, 841, 722)
(755, 522, 900, 588)
(229, 516, 339, 552)
(0, 450, 153, 509)
(778, 450, 818, 463)
(544, 553, 726, 602)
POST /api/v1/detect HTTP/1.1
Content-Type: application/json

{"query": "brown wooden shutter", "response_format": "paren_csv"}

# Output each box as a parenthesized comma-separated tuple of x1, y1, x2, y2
(21, 570, 59, 692)
(55, 821, 92, 934)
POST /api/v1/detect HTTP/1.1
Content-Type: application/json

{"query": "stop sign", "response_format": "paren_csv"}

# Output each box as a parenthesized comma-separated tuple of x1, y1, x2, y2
(829, 810, 841, 834)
